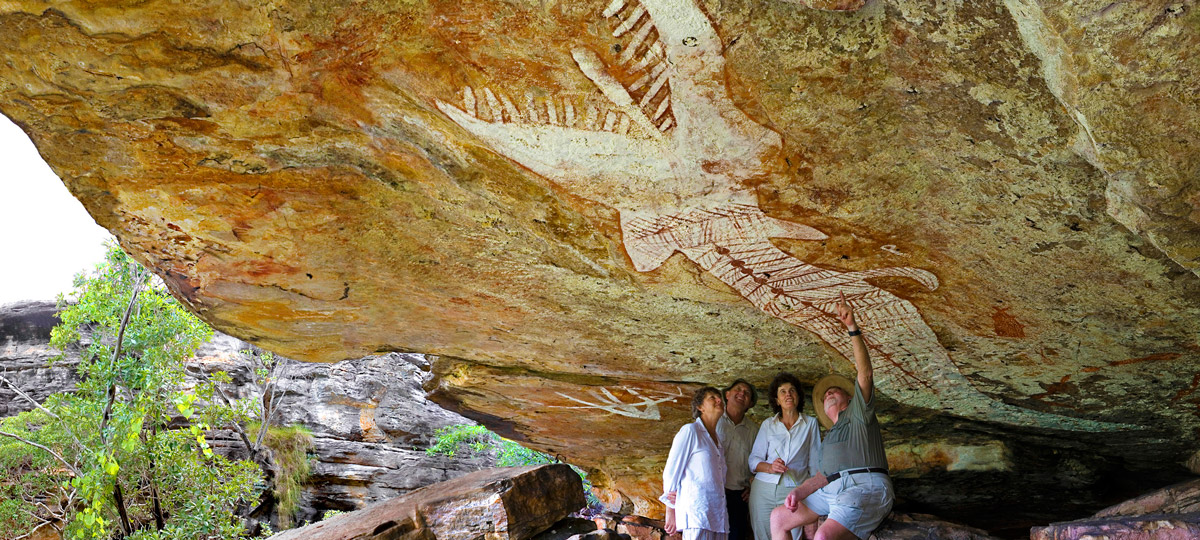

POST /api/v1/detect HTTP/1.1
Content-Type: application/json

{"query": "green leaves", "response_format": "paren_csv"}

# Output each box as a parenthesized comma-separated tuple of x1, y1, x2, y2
(2, 242, 265, 540)
(426, 424, 602, 510)
(99, 454, 119, 477)
(175, 394, 198, 419)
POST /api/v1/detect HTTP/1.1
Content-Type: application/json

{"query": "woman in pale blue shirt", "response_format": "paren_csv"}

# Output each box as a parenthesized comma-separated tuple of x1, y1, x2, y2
(746, 373, 821, 540)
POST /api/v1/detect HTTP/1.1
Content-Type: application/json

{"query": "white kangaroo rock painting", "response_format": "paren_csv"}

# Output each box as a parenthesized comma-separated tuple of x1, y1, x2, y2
(551, 386, 685, 420)
(434, 0, 1131, 431)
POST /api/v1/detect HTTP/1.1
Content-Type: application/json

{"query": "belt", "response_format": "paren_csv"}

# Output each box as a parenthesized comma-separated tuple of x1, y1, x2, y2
(825, 467, 888, 483)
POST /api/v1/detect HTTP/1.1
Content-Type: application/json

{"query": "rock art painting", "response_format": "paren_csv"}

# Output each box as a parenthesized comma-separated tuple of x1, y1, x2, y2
(551, 386, 684, 420)
(435, 0, 1131, 431)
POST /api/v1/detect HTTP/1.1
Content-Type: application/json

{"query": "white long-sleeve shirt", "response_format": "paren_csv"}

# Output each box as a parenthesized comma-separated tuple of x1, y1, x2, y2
(747, 413, 821, 487)
(716, 413, 759, 491)
(661, 419, 728, 533)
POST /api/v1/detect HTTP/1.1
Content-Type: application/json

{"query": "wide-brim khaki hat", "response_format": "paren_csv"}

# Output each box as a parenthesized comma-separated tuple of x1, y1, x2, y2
(812, 374, 855, 429)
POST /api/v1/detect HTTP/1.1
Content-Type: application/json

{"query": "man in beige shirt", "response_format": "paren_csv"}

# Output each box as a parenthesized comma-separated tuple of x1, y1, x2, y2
(717, 379, 759, 540)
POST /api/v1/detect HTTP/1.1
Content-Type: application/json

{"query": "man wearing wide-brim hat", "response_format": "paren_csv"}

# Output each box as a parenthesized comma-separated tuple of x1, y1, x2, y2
(768, 292, 893, 540)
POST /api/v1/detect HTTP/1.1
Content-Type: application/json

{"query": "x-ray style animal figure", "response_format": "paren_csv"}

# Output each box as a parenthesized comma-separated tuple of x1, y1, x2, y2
(552, 386, 685, 420)
(436, 0, 1129, 430)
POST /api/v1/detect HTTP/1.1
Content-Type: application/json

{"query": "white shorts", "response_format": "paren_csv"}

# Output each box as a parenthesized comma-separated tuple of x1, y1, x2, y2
(802, 472, 893, 540)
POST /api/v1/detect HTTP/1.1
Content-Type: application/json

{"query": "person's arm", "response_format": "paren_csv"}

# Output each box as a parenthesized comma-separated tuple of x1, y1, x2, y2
(661, 426, 692, 535)
(755, 458, 787, 474)
(837, 291, 873, 402)
(748, 422, 771, 474)
(805, 417, 822, 478)
(784, 473, 828, 511)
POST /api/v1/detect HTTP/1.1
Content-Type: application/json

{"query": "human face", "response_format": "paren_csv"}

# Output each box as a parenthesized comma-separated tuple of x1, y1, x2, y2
(823, 387, 850, 417)
(776, 383, 799, 413)
(699, 391, 724, 419)
(725, 383, 752, 415)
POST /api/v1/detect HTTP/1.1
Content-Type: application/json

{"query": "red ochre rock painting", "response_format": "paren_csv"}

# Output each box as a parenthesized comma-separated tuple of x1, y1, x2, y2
(991, 307, 1025, 338)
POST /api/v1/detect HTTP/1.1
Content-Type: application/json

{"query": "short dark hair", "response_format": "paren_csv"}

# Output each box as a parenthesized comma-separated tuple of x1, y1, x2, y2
(767, 372, 804, 416)
(691, 386, 723, 419)
(722, 378, 758, 408)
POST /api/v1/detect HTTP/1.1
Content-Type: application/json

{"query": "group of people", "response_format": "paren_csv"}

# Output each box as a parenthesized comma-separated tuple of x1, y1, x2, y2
(661, 293, 893, 540)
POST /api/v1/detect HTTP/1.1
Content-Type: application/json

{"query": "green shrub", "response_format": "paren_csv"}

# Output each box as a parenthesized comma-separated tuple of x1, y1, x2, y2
(250, 423, 313, 528)
(0, 243, 264, 539)
(426, 424, 600, 509)
(425, 424, 493, 457)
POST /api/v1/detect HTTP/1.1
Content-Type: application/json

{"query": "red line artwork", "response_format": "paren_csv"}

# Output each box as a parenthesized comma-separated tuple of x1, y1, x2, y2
(434, 0, 1130, 430)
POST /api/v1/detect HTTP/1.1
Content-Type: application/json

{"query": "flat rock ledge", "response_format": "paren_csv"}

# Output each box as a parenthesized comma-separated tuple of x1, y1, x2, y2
(1031, 479, 1200, 540)
(1029, 513, 1200, 540)
(270, 464, 585, 540)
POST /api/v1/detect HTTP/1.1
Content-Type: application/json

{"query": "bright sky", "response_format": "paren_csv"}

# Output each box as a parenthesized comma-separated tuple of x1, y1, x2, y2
(1, 114, 113, 305)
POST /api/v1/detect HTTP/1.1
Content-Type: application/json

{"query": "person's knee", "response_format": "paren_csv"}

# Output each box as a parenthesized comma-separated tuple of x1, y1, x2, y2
(768, 506, 791, 533)
(812, 528, 841, 540)
(770, 504, 811, 532)
(812, 519, 854, 540)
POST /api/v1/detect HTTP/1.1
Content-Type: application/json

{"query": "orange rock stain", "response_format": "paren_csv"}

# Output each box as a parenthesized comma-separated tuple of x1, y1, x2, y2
(991, 307, 1025, 338)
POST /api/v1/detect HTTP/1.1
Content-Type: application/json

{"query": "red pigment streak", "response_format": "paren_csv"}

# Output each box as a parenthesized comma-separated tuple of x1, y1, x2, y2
(1109, 352, 1181, 366)
(1172, 373, 1200, 402)
(1030, 375, 1075, 406)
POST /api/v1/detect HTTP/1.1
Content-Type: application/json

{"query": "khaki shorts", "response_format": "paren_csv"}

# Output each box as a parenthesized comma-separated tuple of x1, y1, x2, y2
(801, 472, 893, 540)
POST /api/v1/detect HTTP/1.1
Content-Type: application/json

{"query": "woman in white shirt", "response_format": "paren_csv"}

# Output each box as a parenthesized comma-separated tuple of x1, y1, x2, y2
(662, 387, 729, 540)
(746, 373, 821, 540)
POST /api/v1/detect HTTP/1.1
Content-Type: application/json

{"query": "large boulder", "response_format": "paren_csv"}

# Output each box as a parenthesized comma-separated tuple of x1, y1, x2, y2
(270, 464, 585, 540)
(2, 0, 1199, 531)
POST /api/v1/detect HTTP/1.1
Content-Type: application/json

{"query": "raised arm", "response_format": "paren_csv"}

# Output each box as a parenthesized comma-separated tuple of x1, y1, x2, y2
(837, 291, 872, 402)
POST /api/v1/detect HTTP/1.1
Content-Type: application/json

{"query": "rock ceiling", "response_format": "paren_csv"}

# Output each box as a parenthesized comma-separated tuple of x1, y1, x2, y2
(2, 0, 1198, 530)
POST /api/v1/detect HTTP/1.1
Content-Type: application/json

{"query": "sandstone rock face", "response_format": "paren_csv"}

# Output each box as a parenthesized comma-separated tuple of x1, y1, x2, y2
(270, 464, 585, 540)
(0, 301, 79, 416)
(2, 0, 1199, 533)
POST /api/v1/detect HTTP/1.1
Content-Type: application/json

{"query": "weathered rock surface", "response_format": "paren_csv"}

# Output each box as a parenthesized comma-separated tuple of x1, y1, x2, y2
(870, 513, 1001, 540)
(0, 301, 79, 416)
(1030, 514, 1200, 540)
(1094, 478, 1200, 519)
(0, 301, 488, 525)
(1031, 479, 1200, 540)
(533, 518, 608, 540)
(2, 0, 1199, 534)
(270, 464, 585, 540)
